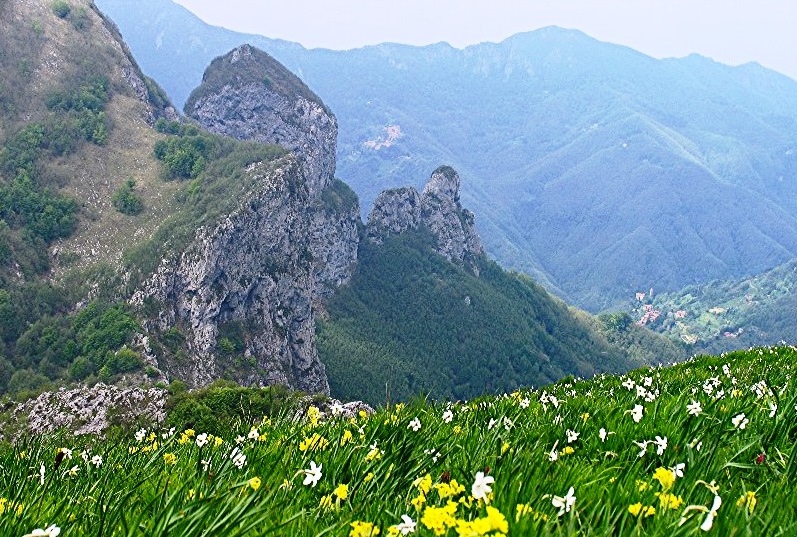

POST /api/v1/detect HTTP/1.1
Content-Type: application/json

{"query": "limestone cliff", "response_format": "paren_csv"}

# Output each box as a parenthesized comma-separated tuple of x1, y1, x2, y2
(133, 45, 360, 393)
(367, 166, 485, 274)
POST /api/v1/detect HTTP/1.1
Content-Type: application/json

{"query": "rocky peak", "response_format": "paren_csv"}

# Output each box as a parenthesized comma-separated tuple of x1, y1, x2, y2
(184, 44, 337, 196)
(367, 166, 485, 273)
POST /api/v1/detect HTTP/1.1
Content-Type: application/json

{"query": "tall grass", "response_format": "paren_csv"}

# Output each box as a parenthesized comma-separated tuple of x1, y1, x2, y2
(1, 345, 796, 536)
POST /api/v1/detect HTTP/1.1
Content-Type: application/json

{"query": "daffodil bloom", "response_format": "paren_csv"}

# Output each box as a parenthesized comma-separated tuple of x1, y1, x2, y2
(163, 452, 177, 465)
(628, 404, 644, 423)
(551, 486, 576, 516)
(654, 436, 668, 455)
(248, 476, 261, 491)
(21, 524, 60, 537)
(388, 514, 416, 536)
(471, 471, 494, 502)
(700, 495, 722, 531)
(408, 417, 421, 431)
(732, 413, 749, 430)
(303, 461, 322, 487)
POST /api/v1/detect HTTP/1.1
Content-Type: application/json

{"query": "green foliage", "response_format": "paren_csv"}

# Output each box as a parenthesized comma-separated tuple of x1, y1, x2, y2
(51, 0, 70, 18)
(320, 178, 359, 214)
(318, 230, 654, 406)
(124, 131, 285, 288)
(0, 173, 78, 242)
(111, 178, 144, 215)
(164, 381, 294, 432)
(1, 301, 141, 396)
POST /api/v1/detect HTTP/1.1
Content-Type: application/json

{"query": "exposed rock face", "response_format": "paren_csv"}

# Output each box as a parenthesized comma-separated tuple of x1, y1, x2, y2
(140, 44, 361, 394)
(185, 44, 336, 197)
(367, 166, 485, 273)
(133, 156, 330, 393)
(8, 384, 167, 438)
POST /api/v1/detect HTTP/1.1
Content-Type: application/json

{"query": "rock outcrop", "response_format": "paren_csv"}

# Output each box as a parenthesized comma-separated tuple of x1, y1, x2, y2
(367, 166, 485, 273)
(7, 384, 167, 439)
(185, 44, 336, 197)
(133, 45, 360, 394)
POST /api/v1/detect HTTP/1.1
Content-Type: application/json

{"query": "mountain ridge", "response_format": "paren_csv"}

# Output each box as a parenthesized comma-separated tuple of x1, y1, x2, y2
(95, 0, 797, 312)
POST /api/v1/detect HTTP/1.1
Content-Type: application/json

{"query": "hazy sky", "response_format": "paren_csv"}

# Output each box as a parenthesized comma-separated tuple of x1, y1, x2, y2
(171, 0, 797, 81)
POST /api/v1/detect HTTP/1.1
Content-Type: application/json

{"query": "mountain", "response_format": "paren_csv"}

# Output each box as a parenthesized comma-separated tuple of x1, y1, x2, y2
(95, 0, 797, 312)
(183, 44, 682, 406)
(0, 4, 678, 403)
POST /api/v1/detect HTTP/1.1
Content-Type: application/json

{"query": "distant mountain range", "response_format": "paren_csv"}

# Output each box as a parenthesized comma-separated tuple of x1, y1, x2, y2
(96, 0, 797, 312)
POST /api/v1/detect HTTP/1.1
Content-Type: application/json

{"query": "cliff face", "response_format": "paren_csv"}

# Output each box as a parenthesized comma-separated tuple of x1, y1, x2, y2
(367, 166, 485, 273)
(134, 45, 359, 393)
(133, 157, 329, 392)
(185, 44, 336, 197)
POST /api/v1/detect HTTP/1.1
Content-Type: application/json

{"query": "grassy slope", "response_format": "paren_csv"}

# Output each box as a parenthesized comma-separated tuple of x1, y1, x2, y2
(1, 345, 795, 535)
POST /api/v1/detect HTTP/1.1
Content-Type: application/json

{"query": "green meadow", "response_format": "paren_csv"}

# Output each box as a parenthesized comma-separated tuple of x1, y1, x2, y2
(1, 345, 796, 536)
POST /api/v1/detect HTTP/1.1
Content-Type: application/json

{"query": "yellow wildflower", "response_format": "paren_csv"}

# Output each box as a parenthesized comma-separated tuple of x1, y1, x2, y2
(453, 425, 462, 435)
(248, 477, 261, 491)
(214, 436, 224, 447)
(350, 520, 379, 537)
(340, 430, 354, 446)
(435, 479, 465, 500)
(560, 446, 575, 456)
(628, 503, 656, 517)
(486, 506, 509, 533)
(636, 480, 651, 492)
(184, 429, 195, 437)
(501, 442, 510, 455)
(736, 491, 757, 513)
(652, 467, 675, 490)
(163, 453, 177, 465)
(421, 501, 459, 535)
(358, 410, 368, 420)
(299, 433, 329, 452)
(334, 483, 349, 501)
(655, 491, 684, 510)
(319, 494, 333, 510)
(411, 494, 426, 511)
(307, 405, 321, 427)
(414, 474, 433, 495)
(516, 503, 549, 522)
(364, 472, 375, 483)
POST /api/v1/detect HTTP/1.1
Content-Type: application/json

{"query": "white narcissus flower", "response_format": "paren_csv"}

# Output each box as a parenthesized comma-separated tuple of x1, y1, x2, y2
(566, 429, 579, 444)
(442, 409, 454, 423)
(732, 413, 749, 430)
(303, 461, 323, 487)
(599, 428, 608, 442)
(687, 400, 702, 416)
(671, 463, 686, 479)
(551, 486, 576, 516)
(195, 433, 208, 448)
(654, 436, 668, 456)
(408, 417, 421, 432)
(700, 495, 722, 531)
(91, 455, 103, 467)
(471, 471, 494, 502)
(22, 524, 60, 537)
(392, 514, 416, 535)
(134, 428, 147, 442)
(628, 404, 644, 423)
